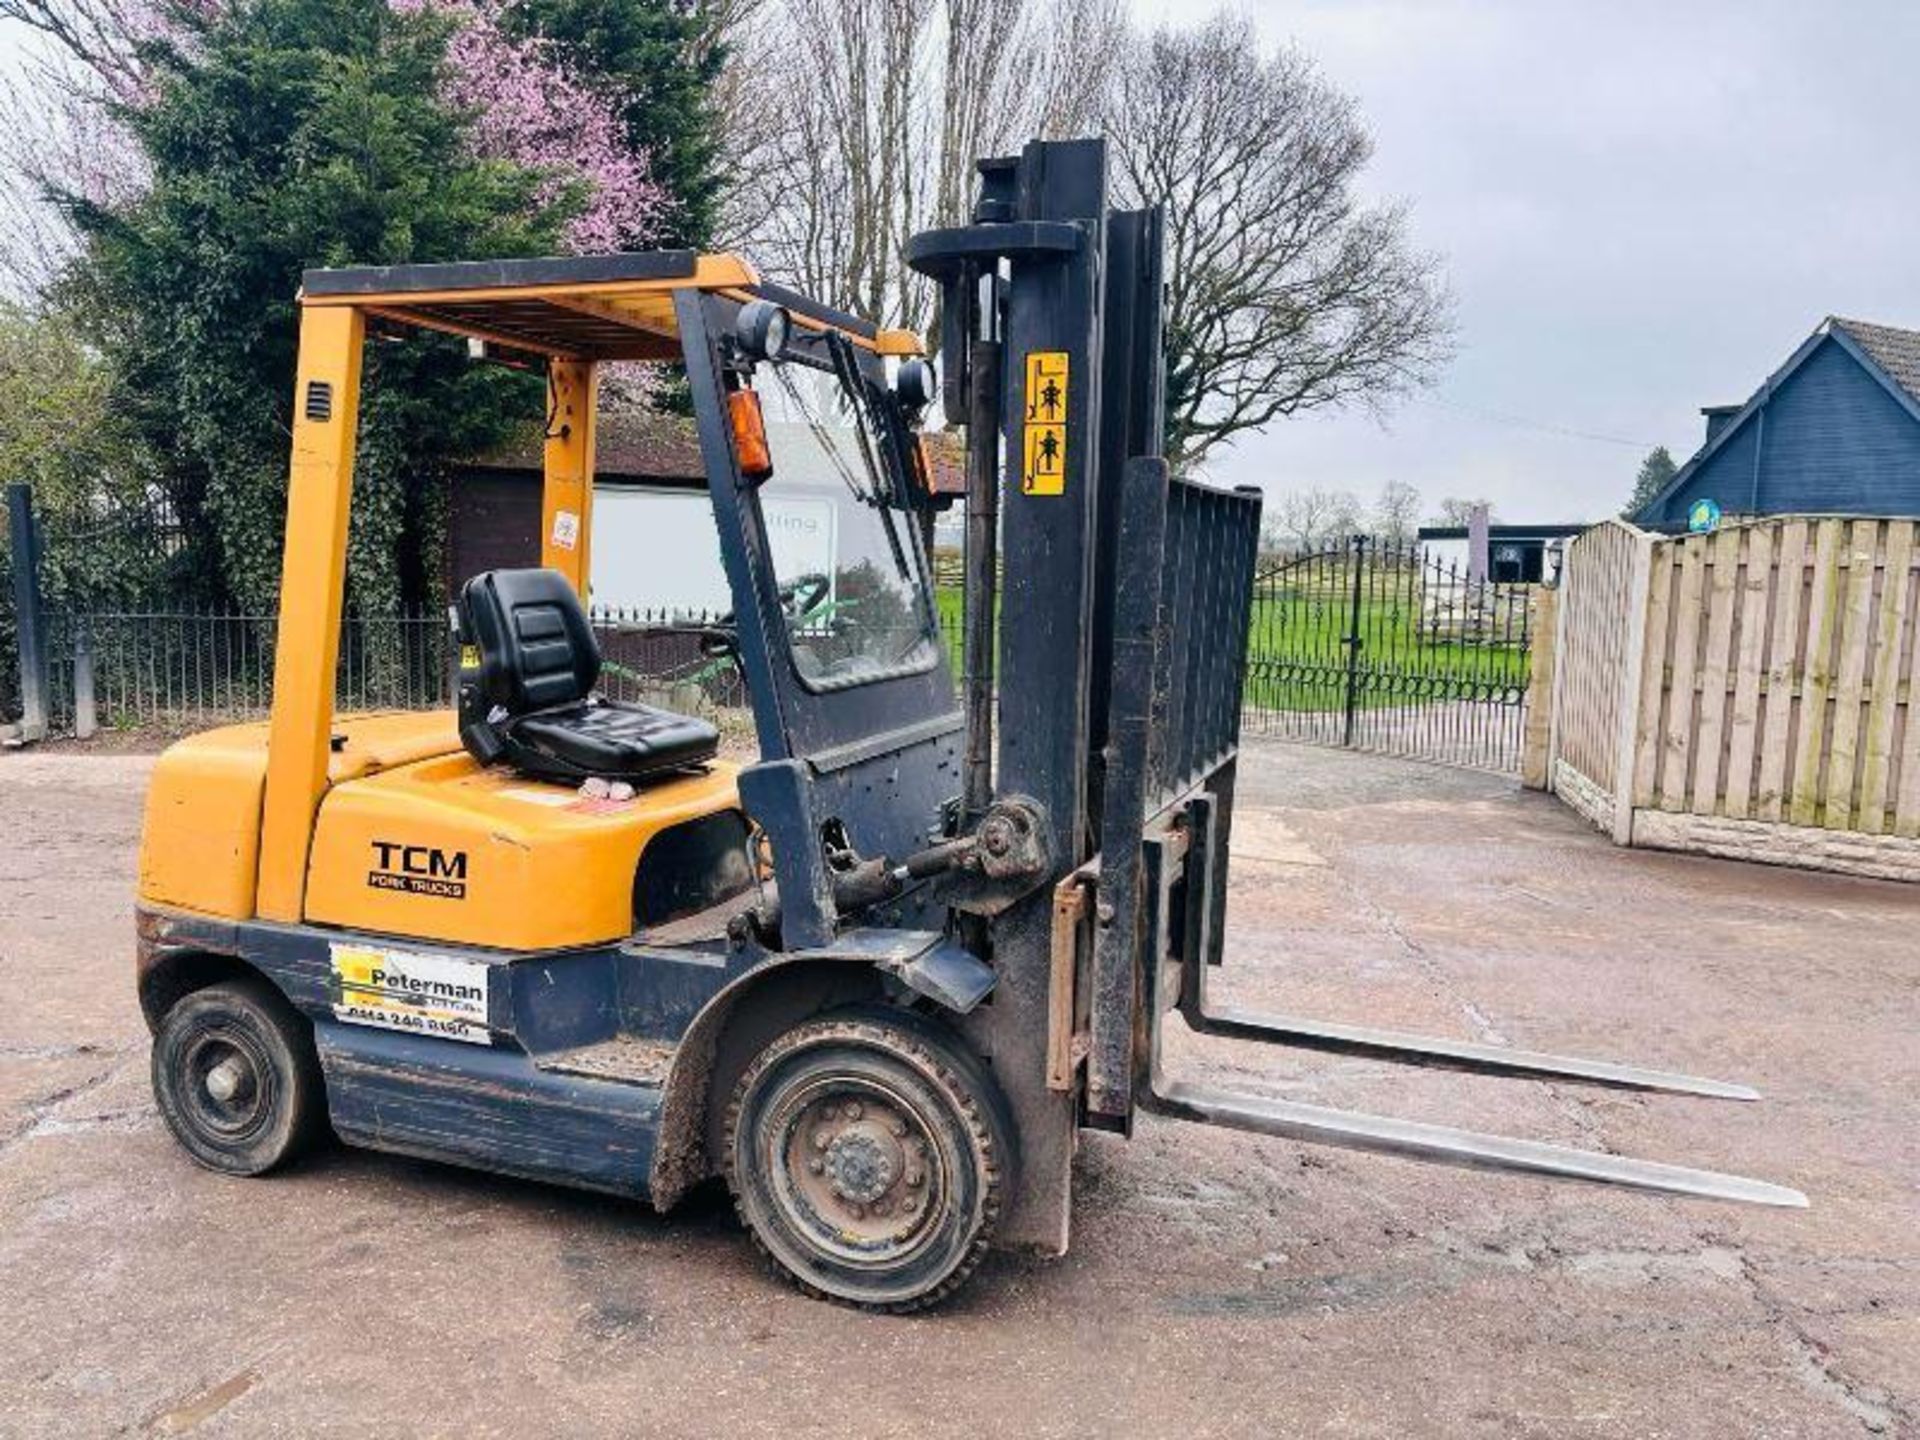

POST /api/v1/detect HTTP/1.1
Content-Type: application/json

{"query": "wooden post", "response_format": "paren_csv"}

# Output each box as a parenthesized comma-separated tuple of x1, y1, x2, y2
(1611, 527, 1655, 845)
(1521, 583, 1558, 791)
(6, 483, 48, 742)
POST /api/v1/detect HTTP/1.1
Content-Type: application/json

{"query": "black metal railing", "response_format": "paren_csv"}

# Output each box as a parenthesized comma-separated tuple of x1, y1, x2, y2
(19, 528, 1528, 776)
(1242, 534, 1534, 773)
(31, 602, 971, 737)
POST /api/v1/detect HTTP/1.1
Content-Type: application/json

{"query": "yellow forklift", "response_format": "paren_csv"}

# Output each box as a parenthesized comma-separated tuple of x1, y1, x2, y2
(135, 139, 1802, 1313)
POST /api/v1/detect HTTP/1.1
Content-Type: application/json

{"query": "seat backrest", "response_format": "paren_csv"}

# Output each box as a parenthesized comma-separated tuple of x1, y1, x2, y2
(458, 568, 601, 715)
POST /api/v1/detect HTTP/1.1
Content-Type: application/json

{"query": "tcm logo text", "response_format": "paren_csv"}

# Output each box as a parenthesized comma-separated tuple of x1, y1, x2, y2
(367, 841, 468, 899)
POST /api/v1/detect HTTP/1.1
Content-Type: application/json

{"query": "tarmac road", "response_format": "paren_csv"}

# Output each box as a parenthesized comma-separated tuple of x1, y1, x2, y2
(1, 740, 1915, 1438)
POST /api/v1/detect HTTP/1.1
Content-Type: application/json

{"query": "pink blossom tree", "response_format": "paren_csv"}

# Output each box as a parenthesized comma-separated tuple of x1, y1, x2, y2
(411, 0, 670, 253)
(2, 0, 671, 282)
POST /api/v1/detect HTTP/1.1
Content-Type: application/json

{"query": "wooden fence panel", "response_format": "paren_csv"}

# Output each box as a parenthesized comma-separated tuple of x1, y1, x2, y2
(1754, 518, 1807, 822)
(1658, 539, 1705, 812)
(1689, 526, 1740, 814)
(1632, 539, 1675, 807)
(1897, 557, 1920, 837)
(1593, 516, 1920, 848)
(1857, 523, 1912, 834)
(1789, 520, 1843, 827)
(1722, 524, 1771, 820)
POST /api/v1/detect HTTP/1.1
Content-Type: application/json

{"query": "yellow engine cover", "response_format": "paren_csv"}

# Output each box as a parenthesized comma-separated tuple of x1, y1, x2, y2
(140, 710, 464, 920)
(301, 752, 744, 950)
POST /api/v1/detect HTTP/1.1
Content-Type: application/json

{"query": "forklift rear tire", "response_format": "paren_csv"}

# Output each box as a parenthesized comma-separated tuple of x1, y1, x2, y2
(151, 977, 325, 1177)
(724, 1008, 1013, 1312)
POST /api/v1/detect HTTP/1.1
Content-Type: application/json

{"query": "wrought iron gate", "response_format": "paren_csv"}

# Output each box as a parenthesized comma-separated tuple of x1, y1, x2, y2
(1242, 534, 1534, 773)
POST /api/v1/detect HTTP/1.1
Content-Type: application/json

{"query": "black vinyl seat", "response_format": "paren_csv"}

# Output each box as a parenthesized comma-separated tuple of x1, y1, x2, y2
(455, 567, 719, 785)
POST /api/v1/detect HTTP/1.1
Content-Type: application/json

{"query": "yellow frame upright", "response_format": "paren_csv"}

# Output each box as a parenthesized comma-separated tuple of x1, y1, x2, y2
(257, 305, 367, 921)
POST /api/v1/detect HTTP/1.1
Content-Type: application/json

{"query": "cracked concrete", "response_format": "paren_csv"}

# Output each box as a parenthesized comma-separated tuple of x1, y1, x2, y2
(1, 740, 1915, 1437)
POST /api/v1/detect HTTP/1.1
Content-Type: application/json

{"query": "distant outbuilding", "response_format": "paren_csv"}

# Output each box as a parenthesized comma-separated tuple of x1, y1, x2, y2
(1635, 317, 1920, 529)
(1417, 522, 1585, 585)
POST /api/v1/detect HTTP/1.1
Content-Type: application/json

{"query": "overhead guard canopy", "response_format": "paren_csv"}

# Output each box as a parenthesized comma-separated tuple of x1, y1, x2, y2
(297, 251, 924, 361)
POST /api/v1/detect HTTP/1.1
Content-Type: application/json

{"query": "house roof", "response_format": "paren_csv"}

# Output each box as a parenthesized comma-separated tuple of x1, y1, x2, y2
(1634, 315, 1920, 522)
(1834, 317, 1920, 407)
(1418, 522, 1587, 543)
(476, 411, 706, 481)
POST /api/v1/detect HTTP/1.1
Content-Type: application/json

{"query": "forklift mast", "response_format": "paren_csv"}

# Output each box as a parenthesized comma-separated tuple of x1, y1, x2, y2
(911, 138, 1801, 1253)
(907, 138, 1263, 1249)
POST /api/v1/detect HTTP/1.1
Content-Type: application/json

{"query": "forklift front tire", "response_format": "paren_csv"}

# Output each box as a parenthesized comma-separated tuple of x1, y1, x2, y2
(151, 978, 325, 1177)
(724, 1009, 1013, 1312)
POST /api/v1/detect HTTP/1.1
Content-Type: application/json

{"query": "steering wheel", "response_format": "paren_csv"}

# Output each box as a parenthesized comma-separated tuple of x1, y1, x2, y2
(698, 575, 834, 663)
(780, 573, 832, 622)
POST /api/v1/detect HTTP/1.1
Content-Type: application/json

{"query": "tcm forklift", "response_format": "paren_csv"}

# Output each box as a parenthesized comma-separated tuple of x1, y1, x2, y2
(134, 139, 1802, 1312)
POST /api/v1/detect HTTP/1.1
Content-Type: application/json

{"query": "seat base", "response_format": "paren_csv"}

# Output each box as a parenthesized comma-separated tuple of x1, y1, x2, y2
(499, 699, 719, 785)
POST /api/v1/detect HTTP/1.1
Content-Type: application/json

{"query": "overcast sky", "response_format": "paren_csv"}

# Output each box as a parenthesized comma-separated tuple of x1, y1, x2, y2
(1138, 0, 1920, 524)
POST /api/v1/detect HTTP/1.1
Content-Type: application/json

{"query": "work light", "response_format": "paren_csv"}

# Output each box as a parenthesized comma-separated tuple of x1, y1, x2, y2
(735, 300, 790, 362)
(896, 358, 936, 412)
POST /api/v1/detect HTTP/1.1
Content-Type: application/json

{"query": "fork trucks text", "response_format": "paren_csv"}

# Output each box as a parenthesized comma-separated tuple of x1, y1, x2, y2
(134, 139, 1803, 1312)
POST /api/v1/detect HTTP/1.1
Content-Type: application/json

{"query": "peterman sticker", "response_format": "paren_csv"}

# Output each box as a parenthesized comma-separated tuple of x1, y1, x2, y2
(551, 508, 580, 550)
(330, 943, 492, 1045)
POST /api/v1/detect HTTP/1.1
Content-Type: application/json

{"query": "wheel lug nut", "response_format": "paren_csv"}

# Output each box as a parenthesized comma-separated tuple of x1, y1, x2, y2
(844, 1101, 863, 1120)
(906, 1170, 923, 1188)
(808, 1159, 824, 1175)
(813, 1131, 830, 1151)
(890, 1119, 908, 1138)
(849, 1202, 865, 1219)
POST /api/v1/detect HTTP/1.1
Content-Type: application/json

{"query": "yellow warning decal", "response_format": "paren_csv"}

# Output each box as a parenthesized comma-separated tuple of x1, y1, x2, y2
(1022, 425, 1066, 496)
(1022, 351, 1069, 495)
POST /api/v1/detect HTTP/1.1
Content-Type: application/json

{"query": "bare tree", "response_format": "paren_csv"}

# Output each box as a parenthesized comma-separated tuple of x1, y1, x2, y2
(1105, 12, 1452, 470)
(719, 0, 1125, 333)
(0, 0, 151, 294)
(1265, 486, 1361, 554)
(0, 0, 148, 91)
(1372, 479, 1421, 546)
(1433, 496, 1497, 526)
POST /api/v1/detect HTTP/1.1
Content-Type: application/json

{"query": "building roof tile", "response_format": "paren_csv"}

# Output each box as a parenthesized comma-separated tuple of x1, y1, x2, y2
(1832, 317, 1920, 407)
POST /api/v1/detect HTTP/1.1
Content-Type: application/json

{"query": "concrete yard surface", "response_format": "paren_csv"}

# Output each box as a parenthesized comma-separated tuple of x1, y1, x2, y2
(0, 740, 1915, 1437)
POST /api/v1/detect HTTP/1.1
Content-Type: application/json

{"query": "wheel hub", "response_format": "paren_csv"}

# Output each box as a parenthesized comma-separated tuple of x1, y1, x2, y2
(204, 1053, 254, 1105)
(183, 1032, 271, 1139)
(784, 1090, 935, 1245)
(823, 1128, 898, 1204)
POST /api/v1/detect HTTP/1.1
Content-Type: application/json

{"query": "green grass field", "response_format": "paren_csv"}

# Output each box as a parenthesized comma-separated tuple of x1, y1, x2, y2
(1243, 586, 1529, 713)
(934, 579, 1530, 715)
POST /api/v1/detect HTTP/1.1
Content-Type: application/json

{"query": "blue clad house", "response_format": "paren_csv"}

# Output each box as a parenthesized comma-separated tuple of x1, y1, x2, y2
(1635, 317, 1920, 529)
